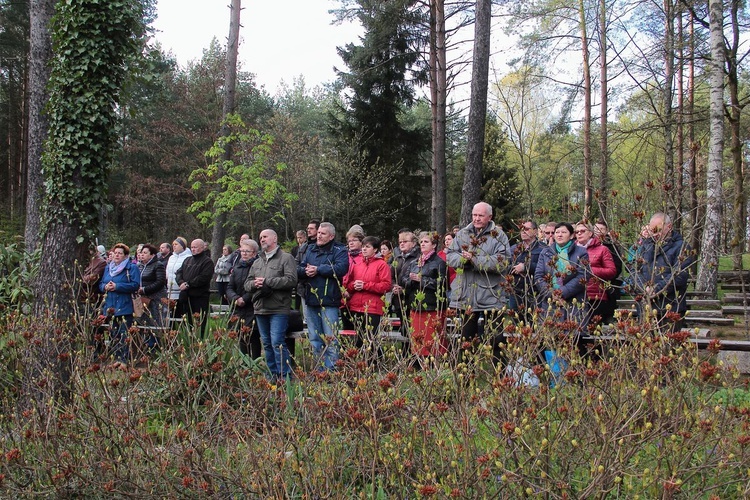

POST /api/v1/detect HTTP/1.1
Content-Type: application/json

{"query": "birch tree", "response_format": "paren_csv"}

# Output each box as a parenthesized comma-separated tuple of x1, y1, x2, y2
(695, 0, 725, 293)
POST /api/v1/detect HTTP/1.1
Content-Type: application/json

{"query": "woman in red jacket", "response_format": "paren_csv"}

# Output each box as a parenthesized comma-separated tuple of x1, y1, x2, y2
(344, 236, 392, 364)
(575, 221, 617, 326)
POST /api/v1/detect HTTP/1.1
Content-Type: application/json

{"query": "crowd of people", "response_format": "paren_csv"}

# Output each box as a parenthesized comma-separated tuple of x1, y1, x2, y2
(79, 203, 695, 378)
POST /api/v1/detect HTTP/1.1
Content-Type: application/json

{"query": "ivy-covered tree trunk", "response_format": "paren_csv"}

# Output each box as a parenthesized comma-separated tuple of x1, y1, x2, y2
(460, 0, 491, 225)
(26, 0, 148, 403)
(25, 0, 55, 252)
(695, 0, 724, 294)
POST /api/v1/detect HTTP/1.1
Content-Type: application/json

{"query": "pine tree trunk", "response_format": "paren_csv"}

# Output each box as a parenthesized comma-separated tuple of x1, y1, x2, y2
(211, 0, 241, 261)
(663, 0, 676, 218)
(578, 0, 592, 219)
(727, 0, 746, 270)
(598, 0, 608, 220)
(429, 0, 447, 233)
(460, 0, 491, 226)
(696, 0, 725, 293)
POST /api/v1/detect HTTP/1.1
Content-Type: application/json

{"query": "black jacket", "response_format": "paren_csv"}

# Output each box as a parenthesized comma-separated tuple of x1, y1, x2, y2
(402, 252, 448, 312)
(226, 257, 256, 321)
(139, 257, 167, 298)
(176, 251, 214, 298)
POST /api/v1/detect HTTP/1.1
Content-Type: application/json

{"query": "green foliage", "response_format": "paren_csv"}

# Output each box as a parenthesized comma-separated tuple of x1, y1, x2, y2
(42, 0, 151, 237)
(0, 238, 38, 316)
(188, 114, 297, 228)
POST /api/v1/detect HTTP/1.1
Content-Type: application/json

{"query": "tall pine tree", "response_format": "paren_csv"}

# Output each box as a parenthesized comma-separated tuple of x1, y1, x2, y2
(329, 0, 430, 237)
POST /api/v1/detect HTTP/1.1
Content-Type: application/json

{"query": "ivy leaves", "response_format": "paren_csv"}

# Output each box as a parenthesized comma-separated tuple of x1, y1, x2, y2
(41, 0, 150, 235)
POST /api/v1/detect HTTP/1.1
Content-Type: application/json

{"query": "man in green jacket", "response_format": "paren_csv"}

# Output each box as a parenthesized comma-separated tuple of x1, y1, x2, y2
(245, 229, 298, 380)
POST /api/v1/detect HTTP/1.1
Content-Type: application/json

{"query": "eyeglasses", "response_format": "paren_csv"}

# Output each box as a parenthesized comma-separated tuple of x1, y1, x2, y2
(544, 231, 554, 235)
(240, 249, 254, 254)
(574, 229, 588, 234)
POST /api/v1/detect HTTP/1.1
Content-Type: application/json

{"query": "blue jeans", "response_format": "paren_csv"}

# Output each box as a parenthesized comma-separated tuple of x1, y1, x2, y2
(304, 305, 341, 371)
(255, 313, 291, 378)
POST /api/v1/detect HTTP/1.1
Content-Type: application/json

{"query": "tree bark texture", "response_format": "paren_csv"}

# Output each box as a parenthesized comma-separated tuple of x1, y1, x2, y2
(695, 0, 725, 294)
(578, 0, 592, 219)
(211, 0, 241, 261)
(25, 0, 55, 252)
(460, 0, 491, 226)
(598, 0, 608, 220)
(663, 0, 676, 218)
(429, 0, 447, 234)
(726, 0, 747, 270)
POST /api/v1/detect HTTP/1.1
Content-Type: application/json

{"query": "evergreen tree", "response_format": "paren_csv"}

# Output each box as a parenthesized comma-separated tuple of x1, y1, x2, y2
(480, 115, 522, 230)
(330, 0, 430, 237)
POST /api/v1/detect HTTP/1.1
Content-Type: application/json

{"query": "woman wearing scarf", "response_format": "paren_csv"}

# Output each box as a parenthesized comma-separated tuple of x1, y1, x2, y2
(534, 222, 588, 355)
(402, 231, 448, 364)
(99, 243, 141, 365)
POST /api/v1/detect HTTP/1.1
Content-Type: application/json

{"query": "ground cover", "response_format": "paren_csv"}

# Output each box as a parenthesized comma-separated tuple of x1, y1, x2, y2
(1, 309, 749, 498)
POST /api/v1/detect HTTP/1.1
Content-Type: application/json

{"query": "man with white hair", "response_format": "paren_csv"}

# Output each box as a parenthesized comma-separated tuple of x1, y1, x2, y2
(245, 229, 298, 380)
(176, 238, 215, 338)
(446, 202, 511, 366)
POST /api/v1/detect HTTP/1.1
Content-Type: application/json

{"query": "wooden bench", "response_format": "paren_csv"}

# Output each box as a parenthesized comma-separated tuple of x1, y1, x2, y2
(209, 304, 232, 319)
(617, 298, 720, 308)
(722, 305, 750, 315)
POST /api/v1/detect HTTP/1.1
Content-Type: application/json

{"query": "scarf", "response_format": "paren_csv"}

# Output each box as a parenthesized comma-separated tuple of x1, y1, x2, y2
(418, 250, 435, 267)
(553, 240, 574, 290)
(108, 259, 129, 277)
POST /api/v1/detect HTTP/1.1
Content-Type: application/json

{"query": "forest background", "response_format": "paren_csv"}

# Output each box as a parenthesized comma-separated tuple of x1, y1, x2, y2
(1, 0, 749, 292)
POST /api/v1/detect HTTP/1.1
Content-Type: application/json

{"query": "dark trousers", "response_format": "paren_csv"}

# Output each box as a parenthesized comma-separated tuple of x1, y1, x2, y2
(460, 309, 506, 369)
(180, 294, 210, 338)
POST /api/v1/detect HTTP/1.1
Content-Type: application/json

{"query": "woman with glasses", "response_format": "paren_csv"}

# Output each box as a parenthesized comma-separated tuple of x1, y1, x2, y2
(534, 222, 589, 356)
(226, 239, 261, 358)
(508, 220, 544, 320)
(575, 221, 617, 326)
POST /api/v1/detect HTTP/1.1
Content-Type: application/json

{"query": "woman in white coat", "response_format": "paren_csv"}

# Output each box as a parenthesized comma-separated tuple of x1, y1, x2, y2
(166, 236, 192, 322)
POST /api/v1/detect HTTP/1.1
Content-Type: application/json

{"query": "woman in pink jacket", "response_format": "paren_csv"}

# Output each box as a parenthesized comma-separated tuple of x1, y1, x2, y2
(575, 221, 618, 326)
(344, 236, 392, 364)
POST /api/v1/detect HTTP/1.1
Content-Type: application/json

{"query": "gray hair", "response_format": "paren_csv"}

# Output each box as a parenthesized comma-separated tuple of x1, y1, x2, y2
(319, 222, 336, 236)
(240, 238, 259, 252)
(474, 201, 493, 216)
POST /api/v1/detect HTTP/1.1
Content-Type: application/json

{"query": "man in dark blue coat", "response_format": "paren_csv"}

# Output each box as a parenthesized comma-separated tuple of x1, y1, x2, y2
(297, 222, 349, 371)
(627, 212, 695, 333)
